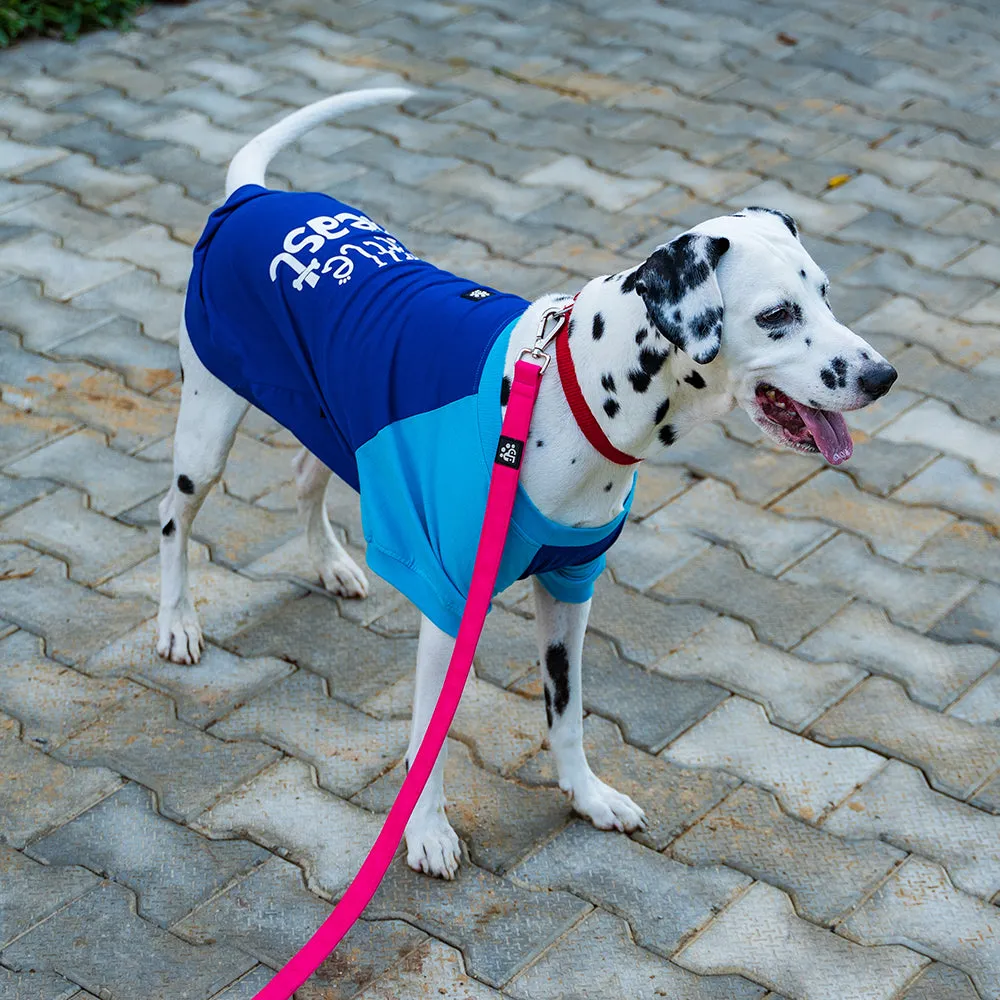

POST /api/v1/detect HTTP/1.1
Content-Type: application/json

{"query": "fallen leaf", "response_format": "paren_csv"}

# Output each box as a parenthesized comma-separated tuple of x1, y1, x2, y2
(826, 173, 852, 189)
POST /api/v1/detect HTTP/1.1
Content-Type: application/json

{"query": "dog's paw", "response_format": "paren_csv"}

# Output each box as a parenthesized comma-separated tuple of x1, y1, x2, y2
(565, 774, 645, 833)
(316, 554, 369, 599)
(405, 811, 461, 880)
(156, 607, 204, 665)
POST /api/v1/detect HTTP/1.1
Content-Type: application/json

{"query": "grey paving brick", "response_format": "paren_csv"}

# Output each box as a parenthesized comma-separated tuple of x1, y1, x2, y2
(174, 855, 426, 994)
(0, 544, 154, 665)
(911, 521, 1000, 586)
(826, 760, 1000, 901)
(195, 758, 381, 898)
(672, 783, 903, 926)
(648, 479, 835, 574)
(21, 153, 157, 211)
(654, 543, 849, 648)
(842, 857, 1000, 1000)
(0, 488, 155, 586)
(0, 233, 132, 301)
(507, 909, 764, 1000)
(210, 670, 408, 798)
(654, 616, 863, 731)
(227, 593, 416, 708)
(606, 521, 709, 591)
(513, 820, 748, 955)
(675, 881, 928, 1000)
(772, 469, 954, 563)
(932, 583, 1000, 650)
(55, 689, 280, 822)
(783, 533, 976, 631)
(0, 967, 79, 1000)
(900, 964, 981, 1000)
(837, 212, 974, 269)
(30, 783, 269, 928)
(0, 712, 122, 849)
(0, 881, 254, 1000)
(892, 345, 1000, 427)
(795, 602, 996, 709)
(0, 137, 66, 177)
(665, 696, 885, 822)
(366, 855, 589, 988)
(0, 473, 57, 518)
(105, 180, 210, 247)
(0, 847, 99, 949)
(0, 631, 140, 749)
(5, 430, 169, 516)
(811, 676, 1000, 799)
(582, 575, 718, 668)
(0, 278, 110, 352)
(0, 190, 145, 253)
(207, 967, 273, 1000)
(354, 739, 568, 874)
(842, 436, 938, 497)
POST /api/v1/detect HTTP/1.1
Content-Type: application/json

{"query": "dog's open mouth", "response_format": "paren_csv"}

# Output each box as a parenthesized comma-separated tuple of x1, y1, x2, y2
(754, 383, 853, 465)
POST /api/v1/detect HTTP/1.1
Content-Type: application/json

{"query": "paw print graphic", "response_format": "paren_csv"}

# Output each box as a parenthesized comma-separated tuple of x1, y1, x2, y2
(498, 441, 519, 465)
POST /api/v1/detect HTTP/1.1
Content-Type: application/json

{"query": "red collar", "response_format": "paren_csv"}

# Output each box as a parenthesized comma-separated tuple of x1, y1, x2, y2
(554, 304, 642, 466)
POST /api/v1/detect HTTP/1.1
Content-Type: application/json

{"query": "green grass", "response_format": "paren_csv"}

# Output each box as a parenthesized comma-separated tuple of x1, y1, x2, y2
(0, 1, 152, 47)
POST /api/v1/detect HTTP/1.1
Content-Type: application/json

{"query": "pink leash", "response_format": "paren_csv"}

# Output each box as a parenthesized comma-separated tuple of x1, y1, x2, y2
(252, 307, 569, 1000)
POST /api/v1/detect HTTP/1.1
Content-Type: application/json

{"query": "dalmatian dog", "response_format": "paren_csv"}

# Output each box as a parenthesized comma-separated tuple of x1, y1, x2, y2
(157, 89, 896, 879)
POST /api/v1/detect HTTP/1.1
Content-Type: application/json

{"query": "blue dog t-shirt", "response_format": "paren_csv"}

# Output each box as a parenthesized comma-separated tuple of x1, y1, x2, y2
(185, 184, 633, 636)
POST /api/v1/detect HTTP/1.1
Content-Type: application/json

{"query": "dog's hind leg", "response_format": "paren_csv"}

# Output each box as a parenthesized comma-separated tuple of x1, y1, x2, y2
(157, 319, 248, 664)
(292, 449, 368, 598)
(533, 578, 646, 832)
(403, 614, 462, 879)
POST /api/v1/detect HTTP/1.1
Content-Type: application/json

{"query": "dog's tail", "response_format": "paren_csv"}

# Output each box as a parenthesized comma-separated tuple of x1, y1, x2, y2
(225, 87, 415, 197)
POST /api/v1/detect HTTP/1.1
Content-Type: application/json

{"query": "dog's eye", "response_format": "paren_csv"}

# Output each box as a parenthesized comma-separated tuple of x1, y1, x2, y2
(756, 304, 797, 327)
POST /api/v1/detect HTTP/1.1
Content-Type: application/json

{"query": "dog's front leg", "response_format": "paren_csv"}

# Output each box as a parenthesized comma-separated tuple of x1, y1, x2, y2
(403, 615, 462, 879)
(533, 578, 645, 832)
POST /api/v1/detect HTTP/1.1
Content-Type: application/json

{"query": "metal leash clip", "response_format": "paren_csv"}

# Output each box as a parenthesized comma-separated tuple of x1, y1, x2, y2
(518, 299, 574, 375)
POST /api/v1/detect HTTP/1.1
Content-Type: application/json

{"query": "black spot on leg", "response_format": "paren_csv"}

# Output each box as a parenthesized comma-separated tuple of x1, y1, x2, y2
(604, 481, 613, 492)
(536, 439, 544, 447)
(603, 398, 620, 418)
(635, 329, 648, 346)
(684, 370, 706, 389)
(161, 519, 175, 538)
(800, 269, 806, 278)
(659, 424, 676, 447)
(177, 475, 194, 495)
(179, 364, 184, 383)
(546, 642, 571, 717)
(500, 375, 511, 406)
(805, 337, 812, 347)
(654, 398, 670, 424)
(543, 687, 553, 728)
(601, 373, 616, 393)
(570, 457, 577, 465)
(592, 313, 605, 341)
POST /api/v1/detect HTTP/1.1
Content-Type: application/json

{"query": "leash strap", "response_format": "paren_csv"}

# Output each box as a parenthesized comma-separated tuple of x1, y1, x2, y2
(252, 347, 551, 999)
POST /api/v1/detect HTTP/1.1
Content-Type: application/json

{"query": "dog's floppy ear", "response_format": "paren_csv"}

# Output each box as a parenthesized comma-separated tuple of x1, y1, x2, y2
(626, 233, 730, 365)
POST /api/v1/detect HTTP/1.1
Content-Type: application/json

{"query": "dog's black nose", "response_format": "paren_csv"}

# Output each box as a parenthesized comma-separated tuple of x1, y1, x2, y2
(858, 361, 897, 400)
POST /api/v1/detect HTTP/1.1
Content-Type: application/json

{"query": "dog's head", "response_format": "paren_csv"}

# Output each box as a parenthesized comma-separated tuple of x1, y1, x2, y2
(627, 206, 896, 464)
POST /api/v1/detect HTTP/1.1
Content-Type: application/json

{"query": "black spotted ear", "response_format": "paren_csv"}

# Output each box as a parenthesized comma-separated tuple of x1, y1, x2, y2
(738, 205, 799, 239)
(627, 233, 729, 365)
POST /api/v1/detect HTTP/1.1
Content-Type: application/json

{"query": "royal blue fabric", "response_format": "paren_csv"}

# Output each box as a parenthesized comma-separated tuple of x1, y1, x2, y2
(185, 184, 633, 635)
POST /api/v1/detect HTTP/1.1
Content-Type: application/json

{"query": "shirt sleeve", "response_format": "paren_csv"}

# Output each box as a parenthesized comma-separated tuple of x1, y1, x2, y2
(535, 554, 607, 605)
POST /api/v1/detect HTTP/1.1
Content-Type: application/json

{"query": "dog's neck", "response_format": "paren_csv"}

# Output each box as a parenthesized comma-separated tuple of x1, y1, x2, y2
(503, 283, 736, 527)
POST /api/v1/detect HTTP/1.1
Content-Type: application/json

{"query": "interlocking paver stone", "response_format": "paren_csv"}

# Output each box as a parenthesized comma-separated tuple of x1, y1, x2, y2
(795, 602, 997, 709)
(30, 782, 269, 928)
(0, 967, 79, 1000)
(0, 630, 140, 748)
(507, 909, 766, 1000)
(675, 881, 929, 1000)
(0, 847, 98, 949)
(783, 533, 975, 631)
(900, 964, 981, 1000)
(932, 583, 1000, 650)
(664, 697, 885, 821)
(826, 760, 1000, 901)
(654, 616, 863, 731)
(175, 856, 427, 996)
(811, 677, 1000, 800)
(772, 469, 954, 563)
(366, 856, 589, 988)
(912, 521, 1000, 586)
(895, 456, 1000, 527)
(210, 670, 409, 798)
(648, 479, 836, 574)
(842, 858, 1000, 1000)
(55, 689, 280, 822)
(654, 544, 849, 648)
(672, 784, 904, 926)
(0, 713, 122, 849)
(513, 821, 749, 955)
(351, 939, 502, 1000)
(0, 882, 254, 1000)
(195, 758, 382, 898)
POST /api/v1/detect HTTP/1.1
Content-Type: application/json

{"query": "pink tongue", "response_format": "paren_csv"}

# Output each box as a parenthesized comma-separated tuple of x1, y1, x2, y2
(790, 400, 853, 465)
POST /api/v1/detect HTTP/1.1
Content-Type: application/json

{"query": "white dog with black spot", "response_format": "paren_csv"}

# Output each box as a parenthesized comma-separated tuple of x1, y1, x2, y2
(158, 90, 897, 879)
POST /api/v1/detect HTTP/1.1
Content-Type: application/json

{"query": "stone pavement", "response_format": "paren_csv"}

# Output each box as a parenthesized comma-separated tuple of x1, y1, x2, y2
(2, 0, 1000, 995)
